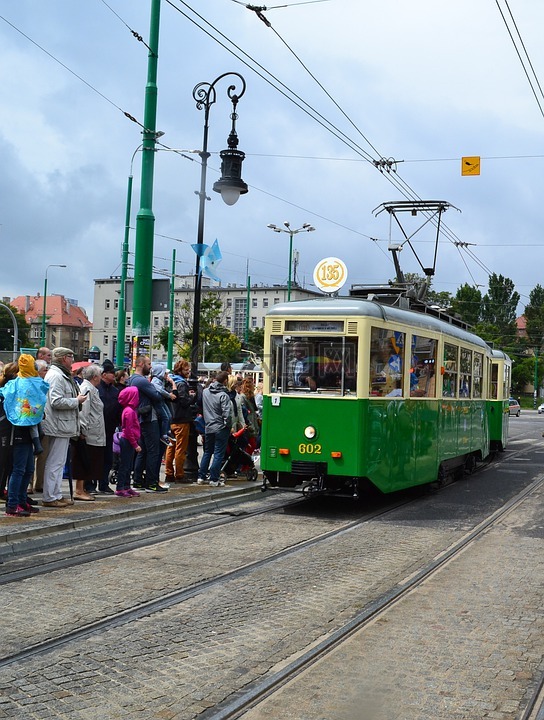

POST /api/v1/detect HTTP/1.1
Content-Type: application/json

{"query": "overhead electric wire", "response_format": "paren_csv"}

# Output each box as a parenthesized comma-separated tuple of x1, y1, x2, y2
(495, 0, 544, 118)
(0, 12, 149, 133)
(164, 0, 443, 274)
(97, 0, 155, 54)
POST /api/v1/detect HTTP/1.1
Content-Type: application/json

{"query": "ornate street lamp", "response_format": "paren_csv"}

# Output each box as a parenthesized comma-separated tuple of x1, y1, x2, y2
(41, 264, 66, 346)
(191, 72, 248, 372)
(267, 222, 315, 300)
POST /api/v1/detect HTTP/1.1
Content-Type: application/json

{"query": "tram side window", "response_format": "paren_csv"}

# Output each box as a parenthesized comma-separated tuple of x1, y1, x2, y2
(504, 364, 511, 399)
(410, 335, 437, 397)
(369, 327, 405, 397)
(489, 363, 499, 399)
(459, 348, 472, 397)
(442, 343, 458, 398)
(473, 352, 483, 398)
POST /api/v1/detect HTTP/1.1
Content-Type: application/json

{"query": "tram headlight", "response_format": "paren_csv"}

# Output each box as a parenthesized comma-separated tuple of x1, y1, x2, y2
(304, 425, 317, 440)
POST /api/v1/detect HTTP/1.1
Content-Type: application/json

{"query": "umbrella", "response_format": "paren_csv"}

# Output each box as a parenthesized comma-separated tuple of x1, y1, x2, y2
(72, 361, 91, 372)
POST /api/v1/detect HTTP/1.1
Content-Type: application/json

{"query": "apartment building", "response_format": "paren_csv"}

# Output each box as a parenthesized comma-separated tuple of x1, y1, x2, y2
(92, 275, 319, 363)
(10, 293, 92, 360)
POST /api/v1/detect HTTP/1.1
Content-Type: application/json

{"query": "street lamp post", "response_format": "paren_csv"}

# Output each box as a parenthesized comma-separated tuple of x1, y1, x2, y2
(183, 72, 248, 480)
(190, 72, 248, 374)
(41, 264, 67, 346)
(0, 301, 19, 362)
(115, 144, 144, 369)
(266, 222, 315, 300)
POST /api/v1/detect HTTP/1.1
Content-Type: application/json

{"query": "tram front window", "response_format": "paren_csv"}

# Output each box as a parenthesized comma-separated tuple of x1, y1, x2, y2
(270, 336, 357, 394)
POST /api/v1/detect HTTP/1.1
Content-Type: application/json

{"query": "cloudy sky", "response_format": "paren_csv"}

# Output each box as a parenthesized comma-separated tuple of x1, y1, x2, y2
(1, 0, 544, 321)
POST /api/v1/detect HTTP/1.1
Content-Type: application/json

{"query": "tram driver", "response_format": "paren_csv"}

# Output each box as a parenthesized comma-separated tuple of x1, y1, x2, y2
(289, 343, 317, 391)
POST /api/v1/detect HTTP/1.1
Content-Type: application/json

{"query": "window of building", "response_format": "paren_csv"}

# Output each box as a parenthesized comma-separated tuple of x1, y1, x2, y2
(153, 316, 159, 328)
(127, 316, 131, 327)
(252, 298, 258, 308)
(163, 316, 169, 327)
(113, 317, 117, 328)
(105, 299, 110, 309)
(72, 331, 79, 340)
(369, 327, 405, 397)
(233, 298, 247, 338)
(104, 317, 110, 328)
(251, 316, 257, 327)
(263, 298, 269, 308)
(226, 317, 231, 327)
(226, 298, 232, 308)
(104, 335, 109, 346)
(274, 297, 280, 304)
(114, 299, 119, 310)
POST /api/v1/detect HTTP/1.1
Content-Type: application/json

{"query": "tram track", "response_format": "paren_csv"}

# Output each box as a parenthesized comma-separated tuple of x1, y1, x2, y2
(0, 495, 305, 585)
(203, 475, 544, 720)
(0, 496, 416, 668)
(1, 432, 530, 587)
(0, 441, 537, 671)
(1, 442, 508, 587)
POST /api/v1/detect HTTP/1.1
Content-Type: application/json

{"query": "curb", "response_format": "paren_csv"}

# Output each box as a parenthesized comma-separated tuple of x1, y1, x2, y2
(0, 484, 262, 561)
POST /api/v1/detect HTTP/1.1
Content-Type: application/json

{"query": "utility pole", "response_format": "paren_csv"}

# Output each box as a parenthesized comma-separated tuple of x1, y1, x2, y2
(132, 0, 161, 342)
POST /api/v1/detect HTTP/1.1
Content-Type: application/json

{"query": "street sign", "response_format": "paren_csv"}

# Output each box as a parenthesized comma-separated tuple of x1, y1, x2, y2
(462, 156, 480, 176)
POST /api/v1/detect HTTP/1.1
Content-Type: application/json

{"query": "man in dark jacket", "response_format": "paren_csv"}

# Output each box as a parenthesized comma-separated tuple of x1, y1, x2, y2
(96, 359, 121, 494)
(165, 359, 195, 483)
(197, 371, 232, 487)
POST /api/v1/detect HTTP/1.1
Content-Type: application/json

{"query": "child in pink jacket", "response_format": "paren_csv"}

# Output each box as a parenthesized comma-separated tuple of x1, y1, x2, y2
(116, 386, 141, 497)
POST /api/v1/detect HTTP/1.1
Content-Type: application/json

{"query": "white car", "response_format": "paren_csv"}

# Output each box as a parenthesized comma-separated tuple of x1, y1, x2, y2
(538, 403, 544, 414)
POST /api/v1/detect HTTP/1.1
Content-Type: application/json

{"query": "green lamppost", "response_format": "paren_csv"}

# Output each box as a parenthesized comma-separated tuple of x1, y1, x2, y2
(41, 264, 66, 346)
(131, 0, 161, 342)
(266, 222, 315, 300)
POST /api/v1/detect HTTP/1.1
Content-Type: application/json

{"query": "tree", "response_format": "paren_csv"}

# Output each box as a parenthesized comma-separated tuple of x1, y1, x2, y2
(0, 303, 31, 352)
(450, 283, 482, 326)
(243, 328, 264, 359)
(523, 284, 544, 350)
(153, 326, 170, 353)
(511, 356, 536, 395)
(477, 274, 520, 348)
(175, 292, 242, 363)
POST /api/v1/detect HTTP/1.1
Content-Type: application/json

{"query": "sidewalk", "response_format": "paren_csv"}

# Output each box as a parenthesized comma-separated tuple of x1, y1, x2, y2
(0, 470, 262, 561)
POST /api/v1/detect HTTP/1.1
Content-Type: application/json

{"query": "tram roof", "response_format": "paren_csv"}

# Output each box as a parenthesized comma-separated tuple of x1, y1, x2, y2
(267, 297, 490, 350)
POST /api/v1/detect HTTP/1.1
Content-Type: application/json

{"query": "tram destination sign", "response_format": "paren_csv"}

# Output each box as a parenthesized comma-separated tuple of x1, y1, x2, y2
(285, 320, 344, 333)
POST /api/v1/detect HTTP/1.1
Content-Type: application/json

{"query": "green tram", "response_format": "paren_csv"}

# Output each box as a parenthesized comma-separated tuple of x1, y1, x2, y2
(260, 297, 511, 498)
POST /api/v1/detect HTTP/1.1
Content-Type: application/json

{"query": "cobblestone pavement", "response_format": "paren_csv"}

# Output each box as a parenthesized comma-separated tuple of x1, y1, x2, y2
(241, 482, 544, 720)
(2, 470, 540, 719)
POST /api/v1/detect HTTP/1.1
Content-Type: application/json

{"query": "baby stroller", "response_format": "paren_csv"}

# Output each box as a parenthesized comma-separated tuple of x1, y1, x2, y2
(221, 428, 258, 481)
(108, 430, 122, 486)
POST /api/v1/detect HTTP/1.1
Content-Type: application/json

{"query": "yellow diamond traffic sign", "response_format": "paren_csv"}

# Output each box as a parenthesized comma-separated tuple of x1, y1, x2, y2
(462, 156, 480, 176)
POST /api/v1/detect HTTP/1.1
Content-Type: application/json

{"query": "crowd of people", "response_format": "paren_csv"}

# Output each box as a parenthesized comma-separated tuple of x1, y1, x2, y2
(0, 349, 262, 518)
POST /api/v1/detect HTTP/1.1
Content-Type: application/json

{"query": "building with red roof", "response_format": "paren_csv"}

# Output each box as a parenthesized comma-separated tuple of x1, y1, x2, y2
(10, 294, 92, 360)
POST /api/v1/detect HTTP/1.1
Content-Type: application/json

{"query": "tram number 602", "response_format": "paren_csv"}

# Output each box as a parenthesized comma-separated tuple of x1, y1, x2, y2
(298, 443, 322, 455)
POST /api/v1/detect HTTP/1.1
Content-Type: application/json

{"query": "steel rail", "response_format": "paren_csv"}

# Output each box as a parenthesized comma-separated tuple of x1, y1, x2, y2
(0, 497, 414, 668)
(205, 475, 544, 720)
